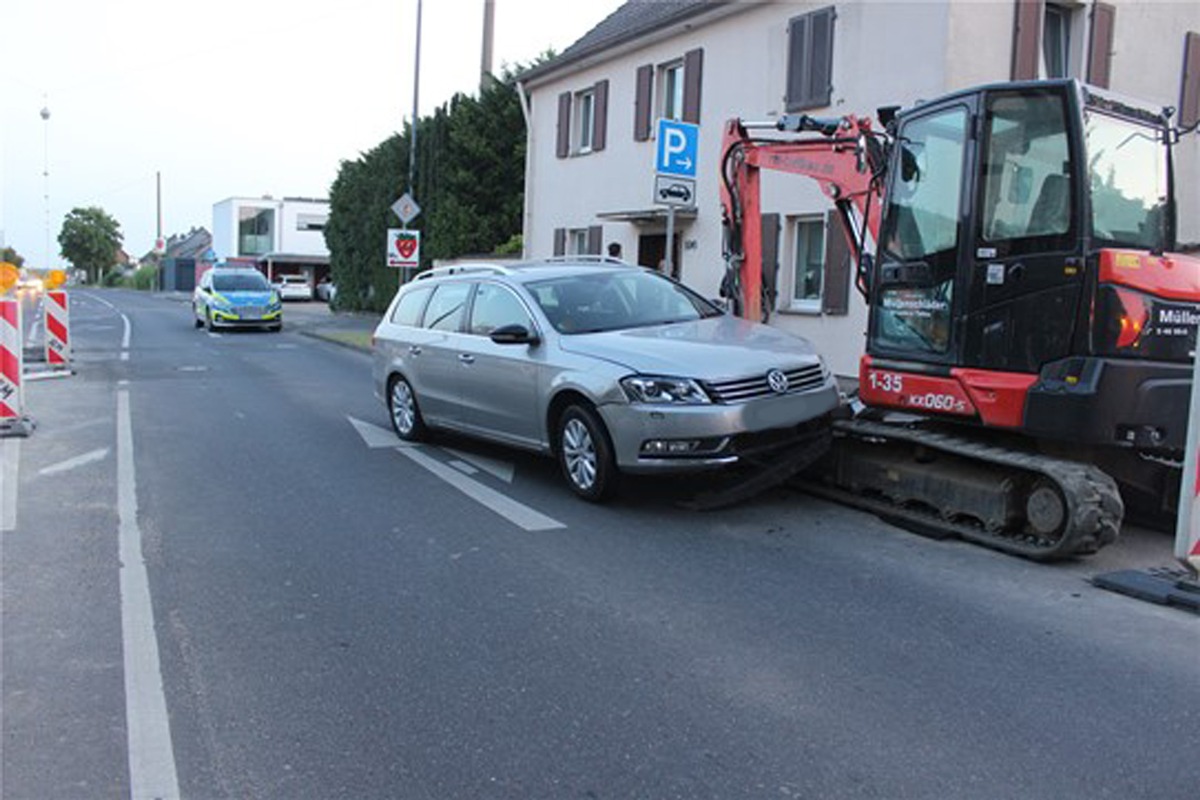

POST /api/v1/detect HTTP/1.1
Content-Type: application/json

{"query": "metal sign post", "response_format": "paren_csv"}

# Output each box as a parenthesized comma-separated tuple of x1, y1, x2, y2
(653, 118, 699, 278)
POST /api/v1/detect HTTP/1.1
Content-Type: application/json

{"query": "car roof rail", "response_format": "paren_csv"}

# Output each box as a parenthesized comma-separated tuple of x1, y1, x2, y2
(416, 262, 514, 280)
(527, 255, 635, 267)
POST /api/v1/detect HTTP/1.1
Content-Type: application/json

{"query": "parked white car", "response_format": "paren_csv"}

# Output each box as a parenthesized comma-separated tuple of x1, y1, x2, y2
(275, 274, 313, 301)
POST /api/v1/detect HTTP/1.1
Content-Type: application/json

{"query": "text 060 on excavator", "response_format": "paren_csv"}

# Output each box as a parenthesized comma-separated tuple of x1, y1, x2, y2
(719, 78, 1199, 561)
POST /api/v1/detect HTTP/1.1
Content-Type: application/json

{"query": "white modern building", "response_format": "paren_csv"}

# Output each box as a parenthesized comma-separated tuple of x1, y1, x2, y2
(211, 196, 331, 284)
(518, 0, 1200, 378)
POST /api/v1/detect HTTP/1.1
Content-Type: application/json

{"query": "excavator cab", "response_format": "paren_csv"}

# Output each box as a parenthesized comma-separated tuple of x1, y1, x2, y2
(863, 80, 1196, 457)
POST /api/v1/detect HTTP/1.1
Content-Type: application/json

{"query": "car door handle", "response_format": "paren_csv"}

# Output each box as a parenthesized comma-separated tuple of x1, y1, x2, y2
(458, 353, 475, 364)
(408, 345, 422, 356)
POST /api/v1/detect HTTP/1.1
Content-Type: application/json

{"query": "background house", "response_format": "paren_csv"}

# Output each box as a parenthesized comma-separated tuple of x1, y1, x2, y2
(158, 226, 212, 292)
(211, 196, 331, 287)
(518, 0, 1200, 378)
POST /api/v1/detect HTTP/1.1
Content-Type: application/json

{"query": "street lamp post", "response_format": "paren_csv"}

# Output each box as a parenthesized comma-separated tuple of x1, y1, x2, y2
(40, 102, 50, 270)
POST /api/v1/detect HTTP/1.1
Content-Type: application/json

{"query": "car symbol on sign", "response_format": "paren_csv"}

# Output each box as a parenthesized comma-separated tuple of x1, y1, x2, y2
(658, 183, 692, 203)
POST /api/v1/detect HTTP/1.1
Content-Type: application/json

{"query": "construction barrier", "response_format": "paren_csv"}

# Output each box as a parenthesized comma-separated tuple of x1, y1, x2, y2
(1177, 349, 1200, 576)
(1, 298, 22, 426)
(44, 289, 71, 368)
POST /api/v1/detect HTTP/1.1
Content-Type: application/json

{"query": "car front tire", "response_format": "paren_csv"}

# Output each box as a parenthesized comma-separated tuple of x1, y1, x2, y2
(388, 376, 428, 442)
(205, 309, 215, 332)
(557, 403, 618, 502)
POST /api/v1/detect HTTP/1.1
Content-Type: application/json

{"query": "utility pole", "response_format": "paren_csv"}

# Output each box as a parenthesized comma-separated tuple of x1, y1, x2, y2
(408, 0, 423, 197)
(481, 0, 495, 92)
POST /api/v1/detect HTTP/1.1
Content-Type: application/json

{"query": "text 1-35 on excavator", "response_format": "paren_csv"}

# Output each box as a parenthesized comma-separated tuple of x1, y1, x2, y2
(719, 78, 1200, 560)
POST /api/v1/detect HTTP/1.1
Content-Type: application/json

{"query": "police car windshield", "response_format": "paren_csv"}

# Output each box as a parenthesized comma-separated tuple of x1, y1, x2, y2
(213, 273, 269, 292)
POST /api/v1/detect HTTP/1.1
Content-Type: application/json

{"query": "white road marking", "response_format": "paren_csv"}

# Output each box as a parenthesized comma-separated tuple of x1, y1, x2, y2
(397, 447, 565, 532)
(1, 439, 19, 532)
(117, 390, 181, 800)
(449, 460, 479, 475)
(120, 313, 131, 361)
(442, 447, 515, 483)
(38, 447, 110, 476)
(347, 415, 563, 531)
(348, 416, 411, 449)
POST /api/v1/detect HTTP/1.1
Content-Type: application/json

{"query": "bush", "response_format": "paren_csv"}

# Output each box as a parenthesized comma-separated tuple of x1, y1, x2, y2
(129, 265, 158, 290)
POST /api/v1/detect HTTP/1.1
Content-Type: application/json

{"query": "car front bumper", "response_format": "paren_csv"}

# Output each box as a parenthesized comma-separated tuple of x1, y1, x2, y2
(210, 308, 282, 327)
(599, 383, 840, 472)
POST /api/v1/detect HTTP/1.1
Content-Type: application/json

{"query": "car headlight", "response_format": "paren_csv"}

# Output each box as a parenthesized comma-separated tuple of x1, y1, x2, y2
(621, 375, 711, 404)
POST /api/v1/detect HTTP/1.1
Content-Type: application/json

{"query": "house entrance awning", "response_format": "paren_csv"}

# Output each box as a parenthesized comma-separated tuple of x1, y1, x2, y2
(595, 208, 698, 225)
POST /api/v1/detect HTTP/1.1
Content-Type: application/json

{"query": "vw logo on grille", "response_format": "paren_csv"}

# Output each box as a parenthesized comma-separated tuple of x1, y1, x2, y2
(766, 368, 790, 394)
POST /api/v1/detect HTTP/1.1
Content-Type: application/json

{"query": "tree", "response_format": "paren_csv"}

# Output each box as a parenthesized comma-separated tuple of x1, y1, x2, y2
(325, 61, 534, 312)
(58, 206, 123, 284)
(0, 246, 25, 269)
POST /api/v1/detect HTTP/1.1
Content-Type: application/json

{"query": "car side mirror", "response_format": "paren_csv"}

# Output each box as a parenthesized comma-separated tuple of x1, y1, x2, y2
(489, 324, 540, 345)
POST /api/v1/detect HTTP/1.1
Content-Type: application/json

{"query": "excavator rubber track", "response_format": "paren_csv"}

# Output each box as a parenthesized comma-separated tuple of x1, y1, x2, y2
(798, 418, 1124, 561)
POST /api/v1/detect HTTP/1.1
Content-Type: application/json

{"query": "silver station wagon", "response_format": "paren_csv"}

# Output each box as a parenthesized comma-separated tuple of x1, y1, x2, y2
(372, 259, 840, 500)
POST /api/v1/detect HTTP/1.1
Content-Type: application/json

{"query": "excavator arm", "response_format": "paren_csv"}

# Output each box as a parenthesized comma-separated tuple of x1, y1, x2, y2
(718, 113, 889, 321)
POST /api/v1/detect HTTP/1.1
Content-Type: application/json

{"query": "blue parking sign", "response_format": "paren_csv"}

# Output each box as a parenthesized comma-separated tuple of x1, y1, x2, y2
(655, 118, 699, 178)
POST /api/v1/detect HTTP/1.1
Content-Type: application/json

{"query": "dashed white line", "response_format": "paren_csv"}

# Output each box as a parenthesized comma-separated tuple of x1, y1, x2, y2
(1, 439, 19, 532)
(117, 390, 180, 799)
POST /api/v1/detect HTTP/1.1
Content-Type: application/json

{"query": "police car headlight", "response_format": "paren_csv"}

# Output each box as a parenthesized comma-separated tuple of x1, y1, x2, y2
(621, 375, 711, 404)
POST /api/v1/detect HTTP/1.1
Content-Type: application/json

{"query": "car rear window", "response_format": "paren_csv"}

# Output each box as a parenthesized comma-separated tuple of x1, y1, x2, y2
(423, 283, 472, 331)
(391, 285, 432, 326)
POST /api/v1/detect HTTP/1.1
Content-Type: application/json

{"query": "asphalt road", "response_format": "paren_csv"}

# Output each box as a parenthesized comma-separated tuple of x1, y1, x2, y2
(3, 289, 1197, 800)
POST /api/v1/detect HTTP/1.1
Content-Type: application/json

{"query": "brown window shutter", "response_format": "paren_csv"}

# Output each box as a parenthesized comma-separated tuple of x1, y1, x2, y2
(1012, 0, 1044, 80)
(592, 80, 609, 152)
(761, 213, 781, 316)
(821, 211, 851, 316)
(587, 226, 603, 255)
(1088, 3, 1116, 88)
(683, 48, 704, 124)
(1182, 32, 1200, 129)
(553, 228, 566, 256)
(808, 7, 834, 108)
(634, 64, 653, 141)
(556, 92, 571, 158)
(785, 7, 835, 111)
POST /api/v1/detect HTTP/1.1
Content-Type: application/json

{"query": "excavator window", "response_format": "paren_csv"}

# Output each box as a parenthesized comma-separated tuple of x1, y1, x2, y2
(978, 92, 1074, 250)
(874, 105, 969, 357)
(1085, 111, 1170, 251)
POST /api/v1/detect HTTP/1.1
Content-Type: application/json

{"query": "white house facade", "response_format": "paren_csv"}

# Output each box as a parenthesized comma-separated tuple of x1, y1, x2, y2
(211, 196, 331, 284)
(519, 0, 1200, 379)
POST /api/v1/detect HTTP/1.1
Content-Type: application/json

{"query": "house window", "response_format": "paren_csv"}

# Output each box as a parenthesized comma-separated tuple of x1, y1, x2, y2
(791, 217, 825, 310)
(660, 61, 684, 121)
(576, 90, 595, 153)
(786, 6, 835, 112)
(296, 213, 327, 232)
(1043, 3, 1072, 78)
(238, 208, 275, 256)
(569, 229, 590, 255)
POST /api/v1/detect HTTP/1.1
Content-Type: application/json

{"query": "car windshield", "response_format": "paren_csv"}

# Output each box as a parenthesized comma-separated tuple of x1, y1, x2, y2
(527, 270, 722, 334)
(213, 273, 269, 292)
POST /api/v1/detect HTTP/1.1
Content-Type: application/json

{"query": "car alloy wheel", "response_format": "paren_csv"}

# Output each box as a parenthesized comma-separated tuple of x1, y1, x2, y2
(389, 376, 427, 441)
(558, 404, 616, 501)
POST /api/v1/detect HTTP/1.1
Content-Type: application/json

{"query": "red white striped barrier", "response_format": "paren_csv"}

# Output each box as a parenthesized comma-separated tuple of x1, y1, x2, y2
(1177, 349, 1200, 575)
(1, 299, 23, 425)
(44, 289, 70, 368)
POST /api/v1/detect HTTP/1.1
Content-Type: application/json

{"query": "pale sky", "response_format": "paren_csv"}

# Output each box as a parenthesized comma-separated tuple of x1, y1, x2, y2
(1, 0, 625, 266)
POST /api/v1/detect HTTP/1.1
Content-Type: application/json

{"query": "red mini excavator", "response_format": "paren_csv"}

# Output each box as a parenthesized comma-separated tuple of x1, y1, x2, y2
(720, 79, 1200, 560)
